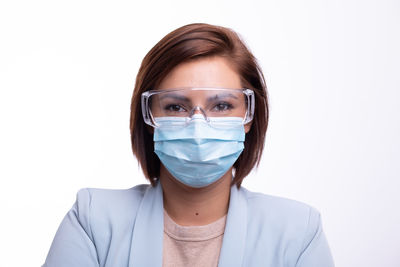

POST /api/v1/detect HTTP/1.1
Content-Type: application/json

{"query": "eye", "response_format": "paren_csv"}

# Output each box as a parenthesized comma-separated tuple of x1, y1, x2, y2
(164, 104, 186, 113)
(212, 102, 233, 112)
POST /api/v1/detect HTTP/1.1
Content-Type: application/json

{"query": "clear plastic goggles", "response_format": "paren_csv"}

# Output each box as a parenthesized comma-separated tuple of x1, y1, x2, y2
(141, 88, 255, 128)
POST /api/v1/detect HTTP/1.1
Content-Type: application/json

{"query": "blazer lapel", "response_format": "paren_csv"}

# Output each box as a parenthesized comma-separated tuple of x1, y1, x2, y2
(129, 182, 164, 267)
(218, 185, 247, 267)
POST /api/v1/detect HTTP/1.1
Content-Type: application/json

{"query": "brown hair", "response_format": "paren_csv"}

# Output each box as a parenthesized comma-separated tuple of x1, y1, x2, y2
(130, 23, 269, 188)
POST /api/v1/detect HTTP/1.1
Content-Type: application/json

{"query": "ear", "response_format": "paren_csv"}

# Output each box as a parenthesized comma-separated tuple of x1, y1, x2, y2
(244, 121, 253, 133)
(146, 125, 154, 134)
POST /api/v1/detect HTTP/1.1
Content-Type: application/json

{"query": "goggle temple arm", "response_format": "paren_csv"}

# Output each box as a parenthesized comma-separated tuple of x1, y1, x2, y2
(243, 89, 255, 124)
(141, 91, 156, 127)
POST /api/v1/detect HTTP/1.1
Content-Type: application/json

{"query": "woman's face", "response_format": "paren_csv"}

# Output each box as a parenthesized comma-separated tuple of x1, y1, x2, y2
(157, 56, 251, 132)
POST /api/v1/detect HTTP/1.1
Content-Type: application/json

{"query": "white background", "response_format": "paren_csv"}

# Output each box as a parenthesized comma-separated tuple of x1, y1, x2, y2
(0, 0, 399, 266)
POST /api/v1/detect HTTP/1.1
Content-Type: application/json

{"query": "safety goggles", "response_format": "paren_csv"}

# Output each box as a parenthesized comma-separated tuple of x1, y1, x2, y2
(141, 88, 255, 128)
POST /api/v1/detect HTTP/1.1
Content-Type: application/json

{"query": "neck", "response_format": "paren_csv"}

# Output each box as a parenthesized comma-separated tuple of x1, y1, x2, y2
(160, 166, 232, 226)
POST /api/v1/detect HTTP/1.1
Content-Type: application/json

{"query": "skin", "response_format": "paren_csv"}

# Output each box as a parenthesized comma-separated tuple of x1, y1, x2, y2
(157, 56, 251, 226)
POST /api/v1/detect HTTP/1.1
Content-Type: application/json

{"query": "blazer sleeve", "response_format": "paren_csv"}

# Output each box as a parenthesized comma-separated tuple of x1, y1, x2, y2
(42, 188, 99, 267)
(295, 208, 335, 267)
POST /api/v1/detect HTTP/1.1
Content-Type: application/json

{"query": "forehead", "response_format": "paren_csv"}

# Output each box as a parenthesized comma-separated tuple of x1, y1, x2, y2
(157, 56, 242, 90)
(156, 88, 242, 103)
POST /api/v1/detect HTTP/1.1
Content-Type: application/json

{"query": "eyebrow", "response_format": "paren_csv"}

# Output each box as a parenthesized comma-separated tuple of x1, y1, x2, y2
(206, 93, 238, 102)
(159, 93, 191, 103)
(159, 92, 239, 103)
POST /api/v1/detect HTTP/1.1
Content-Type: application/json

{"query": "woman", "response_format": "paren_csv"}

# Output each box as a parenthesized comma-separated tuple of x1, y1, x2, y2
(43, 23, 334, 267)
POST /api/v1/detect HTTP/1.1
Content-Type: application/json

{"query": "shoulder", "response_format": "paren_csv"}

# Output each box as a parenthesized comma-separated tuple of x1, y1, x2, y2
(73, 184, 152, 231)
(240, 187, 323, 262)
(43, 184, 154, 266)
(241, 187, 321, 224)
(238, 188, 334, 266)
(74, 184, 150, 211)
(76, 184, 149, 205)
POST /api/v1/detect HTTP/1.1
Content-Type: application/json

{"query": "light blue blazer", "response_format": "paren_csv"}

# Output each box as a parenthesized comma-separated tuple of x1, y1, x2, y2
(43, 182, 334, 267)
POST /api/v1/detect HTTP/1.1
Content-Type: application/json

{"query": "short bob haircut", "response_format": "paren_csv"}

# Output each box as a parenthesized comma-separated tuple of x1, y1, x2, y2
(130, 23, 269, 188)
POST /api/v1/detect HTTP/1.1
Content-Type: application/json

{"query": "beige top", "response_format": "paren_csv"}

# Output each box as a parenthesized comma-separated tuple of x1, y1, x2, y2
(162, 210, 227, 267)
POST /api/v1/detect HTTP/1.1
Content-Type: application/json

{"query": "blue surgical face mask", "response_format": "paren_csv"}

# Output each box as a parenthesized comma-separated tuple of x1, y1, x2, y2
(153, 115, 245, 188)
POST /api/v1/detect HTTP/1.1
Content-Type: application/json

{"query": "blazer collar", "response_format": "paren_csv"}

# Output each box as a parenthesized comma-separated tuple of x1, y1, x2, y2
(129, 182, 164, 267)
(218, 185, 247, 267)
(128, 182, 247, 267)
